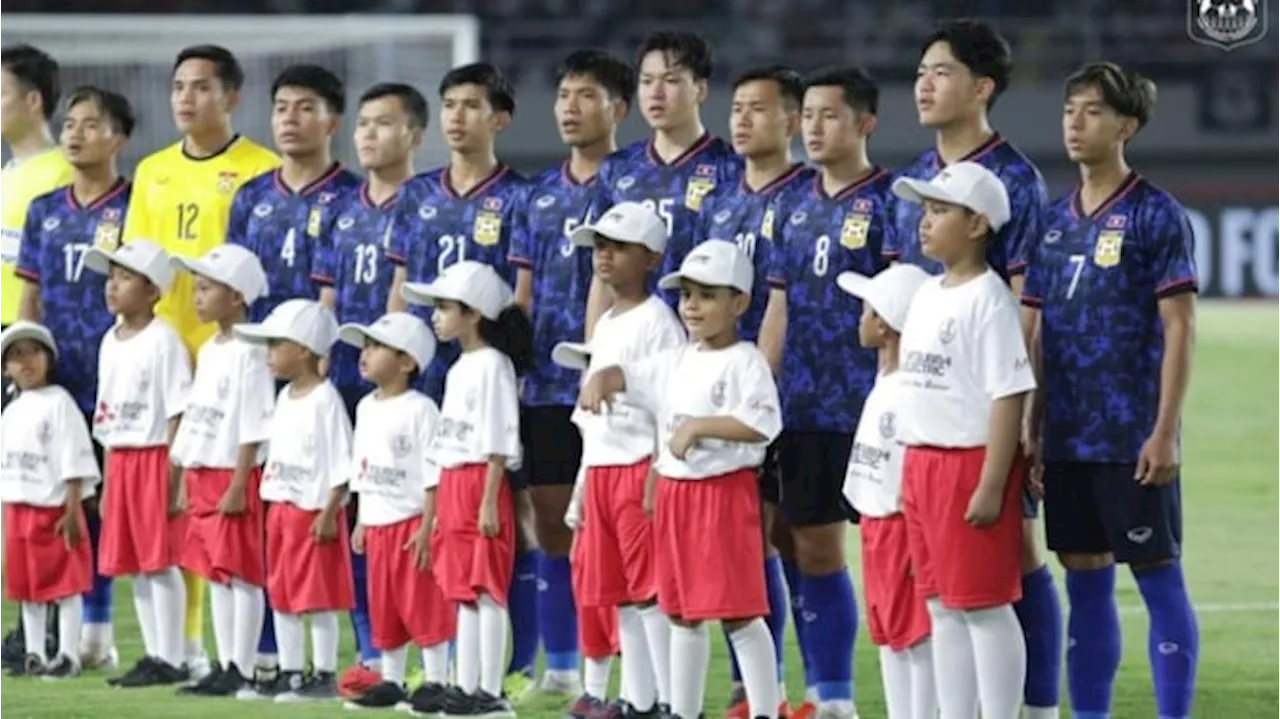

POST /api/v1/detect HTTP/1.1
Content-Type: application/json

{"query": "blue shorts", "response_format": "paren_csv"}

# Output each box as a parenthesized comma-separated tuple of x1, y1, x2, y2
(1042, 461, 1182, 565)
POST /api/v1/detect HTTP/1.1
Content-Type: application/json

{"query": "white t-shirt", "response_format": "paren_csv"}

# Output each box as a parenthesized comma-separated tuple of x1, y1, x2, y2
(843, 372, 908, 518)
(897, 269, 1036, 448)
(427, 347, 521, 473)
(622, 342, 782, 480)
(573, 296, 687, 468)
(261, 380, 353, 511)
(349, 389, 439, 526)
(94, 318, 192, 449)
(170, 335, 275, 469)
(1, 386, 101, 506)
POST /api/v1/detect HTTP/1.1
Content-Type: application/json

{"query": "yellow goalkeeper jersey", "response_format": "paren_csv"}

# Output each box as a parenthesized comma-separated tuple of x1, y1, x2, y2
(1, 148, 75, 325)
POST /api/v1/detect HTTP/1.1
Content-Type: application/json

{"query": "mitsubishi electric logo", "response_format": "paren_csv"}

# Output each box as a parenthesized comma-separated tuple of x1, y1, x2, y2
(1188, 0, 1268, 49)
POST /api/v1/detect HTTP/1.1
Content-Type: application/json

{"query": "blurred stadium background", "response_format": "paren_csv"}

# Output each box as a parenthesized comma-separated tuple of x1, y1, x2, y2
(4, 0, 1279, 300)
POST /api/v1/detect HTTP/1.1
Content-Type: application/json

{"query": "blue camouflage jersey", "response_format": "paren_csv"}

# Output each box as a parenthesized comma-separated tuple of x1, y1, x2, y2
(318, 182, 403, 410)
(1021, 173, 1198, 464)
(15, 179, 130, 416)
(388, 164, 529, 402)
(768, 168, 892, 433)
(510, 160, 595, 408)
(697, 162, 811, 341)
(227, 162, 362, 321)
(594, 134, 740, 306)
(886, 134, 1047, 280)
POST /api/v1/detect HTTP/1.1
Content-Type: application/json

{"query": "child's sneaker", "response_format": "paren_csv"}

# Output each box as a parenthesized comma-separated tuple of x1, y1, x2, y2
(501, 671, 534, 704)
(442, 689, 515, 718)
(409, 681, 450, 715)
(277, 670, 338, 702)
(242, 669, 303, 700)
(344, 680, 409, 709)
(566, 693, 604, 719)
(40, 654, 81, 680)
(339, 662, 382, 698)
(7, 653, 43, 677)
(79, 644, 119, 671)
(179, 662, 246, 696)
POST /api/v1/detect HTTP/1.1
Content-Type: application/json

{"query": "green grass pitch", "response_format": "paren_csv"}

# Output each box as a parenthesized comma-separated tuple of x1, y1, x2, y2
(1, 302, 1276, 718)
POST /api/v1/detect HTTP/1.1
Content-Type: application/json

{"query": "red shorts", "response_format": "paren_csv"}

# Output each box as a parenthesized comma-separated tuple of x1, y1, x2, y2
(180, 467, 266, 586)
(365, 516, 455, 649)
(431, 464, 515, 606)
(860, 514, 931, 651)
(572, 530, 618, 659)
(99, 446, 186, 576)
(654, 469, 768, 621)
(3, 503, 93, 603)
(902, 446, 1024, 610)
(266, 502, 355, 614)
(578, 458, 656, 607)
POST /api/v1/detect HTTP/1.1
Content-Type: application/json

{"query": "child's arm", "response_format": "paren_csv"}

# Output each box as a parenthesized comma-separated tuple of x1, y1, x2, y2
(478, 454, 505, 538)
(407, 486, 439, 571)
(668, 416, 769, 460)
(166, 416, 185, 515)
(54, 479, 85, 550)
(218, 443, 260, 515)
(578, 365, 626, 414)
(311, 484, 346, 544)
(967, 393, 1027, 527)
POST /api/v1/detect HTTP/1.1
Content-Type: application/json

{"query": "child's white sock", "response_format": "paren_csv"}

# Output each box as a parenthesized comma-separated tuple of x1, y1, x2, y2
(56, 595, 83, 663)
(638, 604, 672, 704)
(669, 622, 710, 719)
(926, 598, 977, 719)
(618, 605, 657, 709)
(728, 619, 779, 719)
(584, 656, 613, 701)
(907, 638, 937, 719)
(310, 611, 340, 673)
(967, 605, 1026, 719)
(383, 643, 409, 685)
(273, 611, 306, 673)
(21, 602, 47, 661)
(151, 567, 186, 668)
(230, 579, 264, 675)
(879, 645, 912, 718)
(208, 581, 236, 671)
(455, 603, 480, 693)
(477, 593, 508, 697)
(131, 575, 159, 658)
(422, 642, 449, 684)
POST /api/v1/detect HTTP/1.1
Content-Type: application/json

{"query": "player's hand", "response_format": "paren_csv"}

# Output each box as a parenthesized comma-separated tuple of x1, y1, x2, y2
(1135, 433, 1179, 486)
(311, 509, 339, 544)
(667, 420, 700, 460)
(404, 525, 432, 571)
(217, 485, 247, 515)
(577, 375, 614, 415)
(478, 499, 501, 538)
(351, 524, 366, 554)
(1021, 428, 1045, 500)
(55, 510, 82, 550)
(964, 483, 1003, 527)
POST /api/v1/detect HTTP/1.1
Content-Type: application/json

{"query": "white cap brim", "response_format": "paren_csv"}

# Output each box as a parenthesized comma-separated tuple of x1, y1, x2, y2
(337, 323, 402, 357)
(83, 247, 171, 290)
(569, 225, 601, 248)
(551, 341, 591, 370)
(400, 280, 452, 307)
(891, 177, 962, 208)
(835, 271, 872, 300)
(1, 323, 58, 359)
(231, 323, 279, 345)
(170, 255, 216, 281)
(657, 268, 737, 291)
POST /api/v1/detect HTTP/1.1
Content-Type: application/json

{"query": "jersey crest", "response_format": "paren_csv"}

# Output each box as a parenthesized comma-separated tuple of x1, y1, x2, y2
(217, 171, 238, 195)
(840, 211, 870, 250)
(474, 210, 502, 246)
(684, 164, 717, 211)
(1094, 229, 1124, 268)
(94, 208, 123, 250)
(306, 206, 323, 238)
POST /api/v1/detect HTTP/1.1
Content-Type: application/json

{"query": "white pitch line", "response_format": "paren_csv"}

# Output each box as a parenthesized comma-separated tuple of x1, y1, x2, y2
(1116, 601, 1277, 615)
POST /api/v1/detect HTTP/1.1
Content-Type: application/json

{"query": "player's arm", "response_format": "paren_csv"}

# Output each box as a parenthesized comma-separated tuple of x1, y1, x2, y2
(388, 266, 408, 313)
(15, 206, 45, 321)
(1019, 250, 1046, 442)
(18, 283, 41, 322)
(758, 288, 786, 374)
(1152, 294, 1194, 443)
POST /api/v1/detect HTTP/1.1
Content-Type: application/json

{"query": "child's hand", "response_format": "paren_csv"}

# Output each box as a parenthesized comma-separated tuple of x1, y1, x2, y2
(55, 510, 81, 550)
(403, 525, 431, 571)
(642, 476, 657, 516)
(478, 499, 500, 538)
(168, 467, 188, 517)
(311, 509, 339, 544)
(577, 375, 614, 415)
(217, 485, 247, 515)
(667, 419, 701, 460)
(964, 482, 1003, 527)
(351, 523, 366, 554)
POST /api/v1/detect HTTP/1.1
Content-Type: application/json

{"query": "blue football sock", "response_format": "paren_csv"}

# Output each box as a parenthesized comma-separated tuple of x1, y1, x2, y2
(800, 569, 856, 702)
(506, 549, 540, 676)
(1016, 564, 1063, 709)
(781, 559, 813, 690)
(764, 554, 789, 679)
(1065, 565, 1120, 717)
(82, 510, 113, 625)
(257, 597, 277, 655)
(1134, 563, 1199, 719)
(350, 551, 377, 663)
(536, 553, 578, 672)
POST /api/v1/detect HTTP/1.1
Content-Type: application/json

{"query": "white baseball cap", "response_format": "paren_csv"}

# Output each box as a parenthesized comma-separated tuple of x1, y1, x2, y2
(401, 261, 514, 321)
(234, 298, 339, 356)
(83, 239, 175, 291)
(657, 239, 753, 294)
(338, 312, 437, 372)
(836, 264, 932, 332)
(550, 341, 591, 370)
(170, 244, 269, 306)
(891, 161, 1012, 232)
(569, 201, 667, 254)
(1, 320, 57, 359)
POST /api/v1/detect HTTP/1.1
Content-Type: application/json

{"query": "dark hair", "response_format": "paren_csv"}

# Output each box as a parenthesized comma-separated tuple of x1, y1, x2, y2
(635, 31, 712, 80)
(557, 49, 637, 110)
(2, 339, 58, 395)
(1064, 61, 1157, 131)
(804, 66, 879, 114)
(173, 44, 245, 92)
(733, 64, 804, 110)
(66, 86, 136, 137)
(478, 306, 533, 376)
(273, 64, 345, 115)
(1, 44, 60, 120)
(921, 19, 1013, 108)
(359, 82, 429, 129)
(439, 62, 515, 115)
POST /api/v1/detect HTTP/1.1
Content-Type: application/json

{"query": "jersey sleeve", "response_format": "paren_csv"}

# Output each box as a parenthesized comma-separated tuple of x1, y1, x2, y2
(122, 162, 154, 242)
(621, 348, 679, 415)
(1020, 241, 1046, 308)
(310, 207, 341, 286)
(765, 199, 791, 289)
(225, 187, 254, 251)
(508, 186, 534, 271)
(479, 358, 522, 464)
(160, 330, 193, 421)
(1004, 175, 1048, 276)
(322, 393, 354, 490)
(727, 350, 783, 442)
(1149, 201, 1199, 299)
(589, 158, 618, 219)
(237, 346, 276, 446)
(881, 187, 902, 260)
(14, 203, 43, 282)
(977, 297, 1037, 400)
(57, 394, 101, 484)
(386, 185, 418, 267)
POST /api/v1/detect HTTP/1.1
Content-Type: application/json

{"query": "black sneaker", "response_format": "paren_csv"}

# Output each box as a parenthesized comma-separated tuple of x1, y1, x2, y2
(439, 685, 475, 715)
(1, 627, 25, 671)
(344, 680, 408, 709)
(145, 660, 189, 686)
(566, 693, 604, 719)
(277, 670, 337, 702)
(243, 669, 303, 700)
(7, 653, 44, 677)
(409, 681, 450, 714)
(107, 656, 157, 686)
(177, 663, 224, 695)
(39, 654, 80, 680)
(442, 690, 515, 718)
(179, 662, 246, 696)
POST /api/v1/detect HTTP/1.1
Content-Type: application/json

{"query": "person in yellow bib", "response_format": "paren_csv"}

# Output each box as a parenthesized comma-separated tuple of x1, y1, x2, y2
(122, 44, 279, 683)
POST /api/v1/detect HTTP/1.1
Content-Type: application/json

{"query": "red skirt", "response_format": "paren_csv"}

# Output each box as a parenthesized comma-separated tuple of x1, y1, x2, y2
(180, 467, 265, 586)
(266, 502, 355, 614)
(4, 503, 92, 602)
(430, 463, 515, 606)
(366, 515, 456, 648)
(99, 446, 186, 576)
